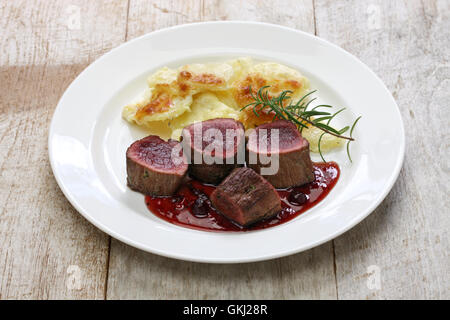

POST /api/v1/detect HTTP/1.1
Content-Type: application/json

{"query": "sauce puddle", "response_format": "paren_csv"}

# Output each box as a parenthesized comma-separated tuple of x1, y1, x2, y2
(145, 162, 340, 232)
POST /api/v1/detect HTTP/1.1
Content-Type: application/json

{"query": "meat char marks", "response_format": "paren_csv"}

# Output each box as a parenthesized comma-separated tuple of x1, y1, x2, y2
(247, 120, 314, 188)
(210, 167, 282, 227)
(126, 135, 188, 196)
(181, 118, 245, 184)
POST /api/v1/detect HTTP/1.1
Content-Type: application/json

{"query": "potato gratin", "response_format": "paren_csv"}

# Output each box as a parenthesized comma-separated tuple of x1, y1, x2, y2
(122, 57, 343, 152)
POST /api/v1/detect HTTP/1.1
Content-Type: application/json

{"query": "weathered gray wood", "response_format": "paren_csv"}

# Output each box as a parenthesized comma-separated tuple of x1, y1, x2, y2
(314, 0, 449, 299)
(106, 0, 339, 300)
(0, 0, 129, 299)
(126, 0, 316, 38)
(107, 239, 337, 299)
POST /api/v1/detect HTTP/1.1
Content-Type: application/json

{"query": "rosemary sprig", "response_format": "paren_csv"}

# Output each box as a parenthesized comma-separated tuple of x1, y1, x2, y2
(241, 86, 361, 162)
(346, 116, 362, 162)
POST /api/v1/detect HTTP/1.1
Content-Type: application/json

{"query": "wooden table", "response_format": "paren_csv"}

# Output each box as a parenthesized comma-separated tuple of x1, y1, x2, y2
(0, 0, 448, 300)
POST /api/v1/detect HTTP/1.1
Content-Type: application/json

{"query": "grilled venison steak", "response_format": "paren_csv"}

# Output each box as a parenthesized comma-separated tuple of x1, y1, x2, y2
(181, 118, 245, 184)
(247, 120, 314, 188)
(126, 135, 188, 196)
(210, 167, 281, 227)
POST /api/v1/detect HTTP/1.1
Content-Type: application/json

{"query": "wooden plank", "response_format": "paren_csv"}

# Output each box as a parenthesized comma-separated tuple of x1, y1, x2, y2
(0, 0, 129, 66)
(314, 0, 450, 299)
(0, 0, 128, 299)
(126, 0, 316, 38)
(106, 0, 338, 299)
(107, 239, 337, 299)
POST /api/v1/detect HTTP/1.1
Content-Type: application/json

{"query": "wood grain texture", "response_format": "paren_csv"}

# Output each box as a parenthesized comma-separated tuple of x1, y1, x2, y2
(314, 0, 449, 299)
(106, 0, 339, 300)
(0, 0, 129, 66)
(0, 0, 129, 299)
(107, 239, 336, 299)
(126, 0, 315, 38)
(1, 0, 448, 300)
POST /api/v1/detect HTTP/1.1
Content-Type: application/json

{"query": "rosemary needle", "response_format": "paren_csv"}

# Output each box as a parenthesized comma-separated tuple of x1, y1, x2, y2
(241, 86, 361, 162)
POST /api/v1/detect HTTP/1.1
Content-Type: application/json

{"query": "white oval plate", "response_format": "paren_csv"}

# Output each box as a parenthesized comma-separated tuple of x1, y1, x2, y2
(49, 21, 404, 263)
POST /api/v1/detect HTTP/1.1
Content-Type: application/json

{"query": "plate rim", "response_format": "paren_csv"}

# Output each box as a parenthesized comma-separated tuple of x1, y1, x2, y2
(48, 21, 405, 263)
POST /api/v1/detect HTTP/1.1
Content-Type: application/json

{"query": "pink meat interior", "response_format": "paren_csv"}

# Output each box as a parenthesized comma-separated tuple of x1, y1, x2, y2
(184, 118, 243, 157)
(127, 136, 187, 174)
